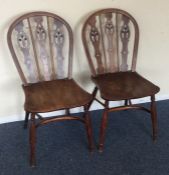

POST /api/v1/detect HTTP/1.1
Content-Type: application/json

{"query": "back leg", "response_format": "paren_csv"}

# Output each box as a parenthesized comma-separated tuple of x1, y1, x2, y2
(24, 111, 30, 129)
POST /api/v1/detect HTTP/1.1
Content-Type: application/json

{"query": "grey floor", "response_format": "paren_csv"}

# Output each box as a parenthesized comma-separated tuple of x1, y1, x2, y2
(0, 100, 169, 175)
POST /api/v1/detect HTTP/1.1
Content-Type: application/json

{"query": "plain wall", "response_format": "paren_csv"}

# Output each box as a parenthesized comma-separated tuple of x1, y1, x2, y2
(0, 0, 169, 122)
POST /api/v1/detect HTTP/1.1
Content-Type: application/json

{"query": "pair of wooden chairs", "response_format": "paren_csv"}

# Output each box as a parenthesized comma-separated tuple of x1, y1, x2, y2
(7, 9, 160, 166)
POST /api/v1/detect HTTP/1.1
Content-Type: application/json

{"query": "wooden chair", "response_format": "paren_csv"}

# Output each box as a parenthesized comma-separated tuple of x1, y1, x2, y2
(82, 8, 160, 151)
(7, 11, 94, 166)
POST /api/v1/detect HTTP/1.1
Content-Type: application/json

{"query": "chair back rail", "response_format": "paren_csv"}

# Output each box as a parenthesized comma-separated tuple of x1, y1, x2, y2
(7, 12, 73, 85)
(82, 8, 139, 76)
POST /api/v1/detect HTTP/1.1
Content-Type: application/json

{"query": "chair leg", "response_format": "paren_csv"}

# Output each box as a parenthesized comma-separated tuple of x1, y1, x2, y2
(29, 113, 36, 167)
(124, 99, 128, 106)
(87, 87, 98, 110)
(150, 95, 158, 142)
(124, 99, 132, 106)
(84, 105, 94, 151)
(129, 99, 132, 105)
(99, 101, 109, 152)
(65, 109, 70, 115)
(24, 111, 30, 129)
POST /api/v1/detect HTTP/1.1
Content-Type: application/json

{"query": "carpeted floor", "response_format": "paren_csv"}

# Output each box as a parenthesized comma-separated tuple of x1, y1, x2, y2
(0, 100, 169, 175)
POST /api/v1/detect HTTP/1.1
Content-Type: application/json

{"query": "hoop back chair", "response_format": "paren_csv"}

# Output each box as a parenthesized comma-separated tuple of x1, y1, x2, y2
(82, 8, 160, 151)
(7, 11, 94, 166)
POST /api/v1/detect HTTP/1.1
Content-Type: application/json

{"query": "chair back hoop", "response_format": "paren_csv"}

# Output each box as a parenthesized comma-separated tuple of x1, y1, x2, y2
(7, 11, 73, 85)
(82, 8, 139, 76)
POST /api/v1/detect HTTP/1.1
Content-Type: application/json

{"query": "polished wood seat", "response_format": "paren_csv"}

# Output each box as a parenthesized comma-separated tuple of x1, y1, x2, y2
(23, 79, 92, 112)
(92, 72, 159, 101)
